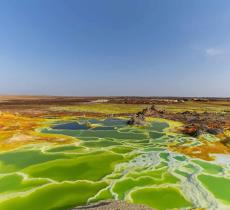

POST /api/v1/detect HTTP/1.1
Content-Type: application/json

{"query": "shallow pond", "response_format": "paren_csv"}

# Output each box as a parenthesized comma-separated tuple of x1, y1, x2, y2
(0, 118, 229, 210)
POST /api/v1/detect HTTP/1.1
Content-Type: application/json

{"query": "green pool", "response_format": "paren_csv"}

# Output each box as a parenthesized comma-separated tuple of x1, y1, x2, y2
(0, 118, 229, 210)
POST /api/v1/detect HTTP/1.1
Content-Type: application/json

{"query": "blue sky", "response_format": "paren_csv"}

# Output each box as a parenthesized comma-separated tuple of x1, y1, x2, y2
(0, 0, 230, 96)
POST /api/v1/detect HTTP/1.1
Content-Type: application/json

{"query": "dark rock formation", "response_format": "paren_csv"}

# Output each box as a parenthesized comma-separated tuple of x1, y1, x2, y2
(206, 128, 224, 135)
(127, 111, 146, 126)
(127, 104, 229, 137)
(182, 124, 201, 137)
(127, 105, 159, 126)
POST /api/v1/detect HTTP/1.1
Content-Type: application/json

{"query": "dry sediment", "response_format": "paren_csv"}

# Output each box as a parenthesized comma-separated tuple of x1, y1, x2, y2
(73, 200, 154, 210)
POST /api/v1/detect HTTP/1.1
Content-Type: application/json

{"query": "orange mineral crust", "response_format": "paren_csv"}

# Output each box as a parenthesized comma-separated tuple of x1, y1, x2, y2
(0, 113, 73, 151)
(170, 140, 230, 161)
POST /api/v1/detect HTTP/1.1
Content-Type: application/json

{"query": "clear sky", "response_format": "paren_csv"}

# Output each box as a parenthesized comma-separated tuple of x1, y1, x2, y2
(0, 0, 230, 97)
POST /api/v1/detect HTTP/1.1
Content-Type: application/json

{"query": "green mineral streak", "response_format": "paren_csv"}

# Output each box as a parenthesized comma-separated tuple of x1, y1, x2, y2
(143, 147, 165, 152)
(0, 150, 67, 173)
(47, 145, 85, 153)
(162, 172, 180, 183)
(198, 174, 230, 204)
(110, 146, 133, 154)
(159, 152, 170, 161)
(23, 151, 125, 181)
(113, 177, 158, 199)
(151, 122, 169, 132)
(174, 155, 186, 161)
(83, 139, 121, 147)
(105, 172, 123, 180)
(130, 187, 191, 210)
(89, 187, 113, 203)
(127, 168, 166, 179)
(127, 168, 179, 185)
(0, 181, 107, 210)
(80, 130, 147, 139)
(0, 174, 49, 195)
(155, 161, 168, 169)
(183, 163, 198, 173)
(149, 131, 164, 139)
(43, 128, 147, 140)
(174, 169, 189, 177)
(113, 172, 179, 200)
(193, 159, 223, 174)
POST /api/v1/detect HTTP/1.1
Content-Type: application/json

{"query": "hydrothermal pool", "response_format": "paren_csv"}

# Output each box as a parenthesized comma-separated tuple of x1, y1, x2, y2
(0, 117, 229, 210)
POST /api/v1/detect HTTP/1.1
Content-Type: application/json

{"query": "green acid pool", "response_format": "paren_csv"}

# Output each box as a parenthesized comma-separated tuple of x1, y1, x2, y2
(0, 118, 229, 210)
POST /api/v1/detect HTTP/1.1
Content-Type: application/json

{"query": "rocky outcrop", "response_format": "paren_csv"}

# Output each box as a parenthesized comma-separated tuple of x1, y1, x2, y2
(181, 124, 201, 137)
(127, 105, 159, 126)
(127, 111, 146, 125)
(127, 105, 229, 138)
